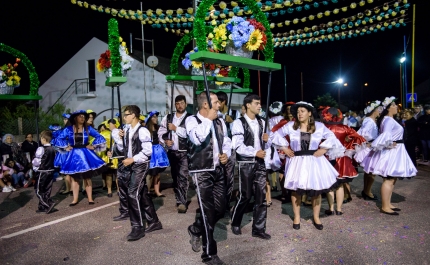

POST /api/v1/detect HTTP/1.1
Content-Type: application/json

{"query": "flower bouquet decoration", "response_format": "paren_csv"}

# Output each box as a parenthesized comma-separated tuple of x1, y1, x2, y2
(208, 16, 267, 58)
(0, 58, 21, 94)
(97, 37, 133, 77)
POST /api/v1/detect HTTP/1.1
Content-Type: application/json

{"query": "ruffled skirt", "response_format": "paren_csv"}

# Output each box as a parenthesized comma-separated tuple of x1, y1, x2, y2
(284, 155, 338, 196)
(60, 148, 107, 179)
(361, 144, 417, 178)
(54, 152, 67, 169)
(148, 144, 169, 175)
(354, 145, 371, 164)
(335, 156, 359, 179)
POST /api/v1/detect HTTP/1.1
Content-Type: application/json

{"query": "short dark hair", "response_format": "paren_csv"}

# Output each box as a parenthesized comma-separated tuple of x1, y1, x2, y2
(124, 105, 140, 118)
(197, 92, 216, 110)
(216, 91, 228, 103)
(97, 124, 107, 131)
(25, 133, 33, 138)
(175, 95, 186, 103)
(107, 119, 117, 124)
(243, 94, 261, 110)
(40, 130, 52, 142)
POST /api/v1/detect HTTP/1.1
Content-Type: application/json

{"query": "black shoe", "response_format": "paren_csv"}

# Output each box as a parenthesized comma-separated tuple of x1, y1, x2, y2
(380, 209, 399, 215)
(293, 223, 300, 230)
(391, 207, 401, 212)
(113, 214, 129, 221)
(252, 231, 271, 240)
(302, 201, 312, 207)
(203, 255, 226, 265)
(362, 191, 378, 201)
(127, 227, 145, 241)
(46, 202, 56, 214)
(69, 202, 79, 206)
(107, 193, 113, 198)
(231, 226, 242, 235)
(325, 210, 335, 216)
(145, 221, 162, 233)
(312, 219, 323, 230)
(36, 209, 47, 213)
(188, 225, 201, 252)
(335, 210, 343, 215)
(89, 201, 95, 205)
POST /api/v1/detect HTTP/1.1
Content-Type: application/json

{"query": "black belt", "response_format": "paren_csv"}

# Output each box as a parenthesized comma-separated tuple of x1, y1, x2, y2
(368, 139, 374, 143)
(394, 140, 404, 144)
(72, 144, 88, 148)
(294, 150, 317, 156)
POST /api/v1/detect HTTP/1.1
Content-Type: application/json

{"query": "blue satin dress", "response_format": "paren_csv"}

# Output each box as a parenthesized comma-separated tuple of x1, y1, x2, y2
(148, 129, 170, 176)
(52, 128, 67, 169)
(52, 126, 107, 179)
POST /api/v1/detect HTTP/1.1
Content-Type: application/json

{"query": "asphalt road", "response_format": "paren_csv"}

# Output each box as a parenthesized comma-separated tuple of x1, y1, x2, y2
(0, 166, 429, 265)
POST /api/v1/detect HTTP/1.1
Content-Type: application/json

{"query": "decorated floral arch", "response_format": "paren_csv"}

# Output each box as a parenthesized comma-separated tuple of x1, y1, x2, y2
(0, 43, 40, 96)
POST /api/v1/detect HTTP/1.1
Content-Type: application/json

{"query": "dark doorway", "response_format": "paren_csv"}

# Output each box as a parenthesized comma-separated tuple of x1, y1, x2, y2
(87, 59, 96, 92)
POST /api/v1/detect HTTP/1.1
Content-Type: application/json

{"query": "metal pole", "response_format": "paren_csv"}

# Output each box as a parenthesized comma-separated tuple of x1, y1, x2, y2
(411, 4, 416, 107)
(192, 0, 198, 114)
(141, 2, 147, 113)
(403, 35, 407, 108)
(265, 72, 273, 133)
(117, 86, 125, 145)
(284, 65, 287, 102)
(227, 84, 233, 115)
(201, 61, 223, 154)
(110, 86, 114, 151)
(152, 39, 155, 56)
(257, 53, 261, 97)
(400, 64, 403, 107)
(130, 33, 133, 54)
(169, 81, 175, 140)
(34, 102, 39, 142)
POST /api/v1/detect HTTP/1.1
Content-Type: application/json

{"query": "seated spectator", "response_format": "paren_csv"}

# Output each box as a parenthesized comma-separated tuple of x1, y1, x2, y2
(1, 134, 18, 159)
(5, 158, 28, 188)
(1, 163, 16, 192)
(21, 133, 39, 160)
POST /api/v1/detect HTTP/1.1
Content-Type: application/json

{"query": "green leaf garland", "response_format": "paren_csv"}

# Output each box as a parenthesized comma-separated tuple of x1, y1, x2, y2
(108, 18, 122, 77)
(0, 43, 40, 96)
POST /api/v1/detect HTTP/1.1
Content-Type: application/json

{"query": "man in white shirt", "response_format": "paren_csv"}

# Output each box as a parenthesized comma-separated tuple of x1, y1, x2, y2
(116, 105, 162, 241)
(230, 94, 271, 240)
(158, 95, 191, 213)
(186, 92, 231, 265)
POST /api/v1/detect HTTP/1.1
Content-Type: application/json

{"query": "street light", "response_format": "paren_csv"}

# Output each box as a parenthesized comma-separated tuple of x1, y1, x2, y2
(400, 56, 406, 107)
(400, 57, 406, 63)
(336, 78, 344, 105)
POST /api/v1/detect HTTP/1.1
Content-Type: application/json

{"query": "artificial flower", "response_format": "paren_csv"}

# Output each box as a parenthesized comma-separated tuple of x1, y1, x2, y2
(247, 29, 263, 51)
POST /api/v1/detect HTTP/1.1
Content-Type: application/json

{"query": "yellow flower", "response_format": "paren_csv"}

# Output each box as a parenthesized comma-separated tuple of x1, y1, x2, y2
(121, 42, 126, 47)
(191, 61, 202, 68)
(71, 0, 77, 4)
(208, 33, 214, 39)
(221, 41, 227, 47)
(119, 37, 123, 42)
(246, 29, 263, 51)
(96, 62, 104, 72)
(13, 75, 21, 83)
(215, 74, 225, 85)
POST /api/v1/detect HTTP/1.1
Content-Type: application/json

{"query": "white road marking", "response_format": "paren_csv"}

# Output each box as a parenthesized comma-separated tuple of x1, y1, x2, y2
(1, 201, 119, 239)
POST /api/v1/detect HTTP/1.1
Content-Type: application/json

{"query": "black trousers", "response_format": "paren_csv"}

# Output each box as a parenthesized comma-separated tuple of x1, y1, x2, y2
(118, 162, 159, 228)
(189, 167, 226, 259)
(231, 159, 267, 233)
(224, 150, 236, 210)
(116, 162, 130, 215)
(167, 150, 189, 206)
(34, 171, 54, 210)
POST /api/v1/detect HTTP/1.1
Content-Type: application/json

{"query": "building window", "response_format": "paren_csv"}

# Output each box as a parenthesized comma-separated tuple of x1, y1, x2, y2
(87, 59, 96, 92)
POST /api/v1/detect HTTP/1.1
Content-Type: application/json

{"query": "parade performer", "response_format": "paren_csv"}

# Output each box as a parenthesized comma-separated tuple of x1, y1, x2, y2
(321, 107, 366, 215)
(158, 95, 191, 213)
(267, 101, 284, 195)
(32, 130, 56, 214)
(115, 105, 162, 241)
(270, 102, 345, 230)
(362, 97, 417, 215)
(230, 94, 271, 239)
(52, 110, 107, 206)
(55, 114, 72, 195)
(82, 109, 98, 195)
(96, 120, 116, 197)
(354, 100, 382, 200)
(186, 93, 231, 264)
(145, 110, 169, 197)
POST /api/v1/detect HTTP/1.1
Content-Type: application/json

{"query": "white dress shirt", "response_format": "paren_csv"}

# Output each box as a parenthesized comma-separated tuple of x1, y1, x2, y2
(185, 112, 232, 170)
(116, 123, 152, 164)
(232, 113, 265, 158)
(158, 111, 188, 151)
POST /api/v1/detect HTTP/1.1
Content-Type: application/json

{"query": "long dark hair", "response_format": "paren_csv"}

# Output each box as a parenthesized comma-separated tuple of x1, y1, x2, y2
(73, 116, 89, 143)
(146, 116, 159, 136)
(376, 104, 393, 130)
(293, 115, 316, 133)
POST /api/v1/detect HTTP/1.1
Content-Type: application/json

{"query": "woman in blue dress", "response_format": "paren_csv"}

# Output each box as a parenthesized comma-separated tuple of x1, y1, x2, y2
(146, 111, 169, 197)
(52, 110, 107, 206)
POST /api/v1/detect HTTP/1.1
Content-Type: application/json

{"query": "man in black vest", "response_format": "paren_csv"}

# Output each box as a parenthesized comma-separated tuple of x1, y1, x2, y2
(158, 95, 192, 213)
(116, 105, 162, 241)
(230, 94, 271, 240)
(186, 92, 231, 265)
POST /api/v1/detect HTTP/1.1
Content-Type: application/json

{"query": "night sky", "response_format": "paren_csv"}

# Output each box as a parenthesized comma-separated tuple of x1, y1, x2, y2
(2, 0, 429, 110)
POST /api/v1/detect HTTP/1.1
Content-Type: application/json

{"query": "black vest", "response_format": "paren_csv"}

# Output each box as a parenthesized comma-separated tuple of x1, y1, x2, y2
(39, 146, 56, 170)
(124, 125, 151, 161)
(163, 113, 192, 151)
(236, 116, 263, 162)
(187, 116, 224, 172)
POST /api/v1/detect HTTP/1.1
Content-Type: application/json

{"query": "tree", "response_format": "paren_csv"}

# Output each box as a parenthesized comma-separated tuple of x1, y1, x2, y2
(313, 93, 338, 108)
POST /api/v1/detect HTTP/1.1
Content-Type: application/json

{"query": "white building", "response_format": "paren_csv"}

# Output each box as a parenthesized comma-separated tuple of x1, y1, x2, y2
(38, 37, 248, 125)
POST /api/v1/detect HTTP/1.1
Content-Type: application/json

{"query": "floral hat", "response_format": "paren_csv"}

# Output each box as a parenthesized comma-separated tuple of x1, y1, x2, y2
(69, 110, 89, 124)
(269, 101, 283, 115)
(382, 96, 397, 109)
(364, 100, 382, 115)
(48, 125, 62, 131)
(321, 107, 343, 124)
(290, 101, 317, 120)
(62, 113, 70, 119)
(258, 108, 266, 118)
(145, 111, 160, 124)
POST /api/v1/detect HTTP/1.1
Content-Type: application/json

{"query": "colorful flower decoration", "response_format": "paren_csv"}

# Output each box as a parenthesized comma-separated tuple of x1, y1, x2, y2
(0, 58, 21, 88)
(321, 107, 343, 123)
(364, 100, 381, 114)
(269, 101, 283, 115)
(382, 96, 396, 108)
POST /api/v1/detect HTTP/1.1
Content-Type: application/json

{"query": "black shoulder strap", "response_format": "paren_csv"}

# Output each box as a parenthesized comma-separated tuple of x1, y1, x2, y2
(194, 115, 202, 124)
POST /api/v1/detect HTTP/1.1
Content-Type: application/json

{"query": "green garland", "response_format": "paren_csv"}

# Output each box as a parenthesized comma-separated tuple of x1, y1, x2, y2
(0, 43, 40, 96)
(194, 0, 274, 62)
(170, 34, 193, 75)
(108, 19, 122, 77)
